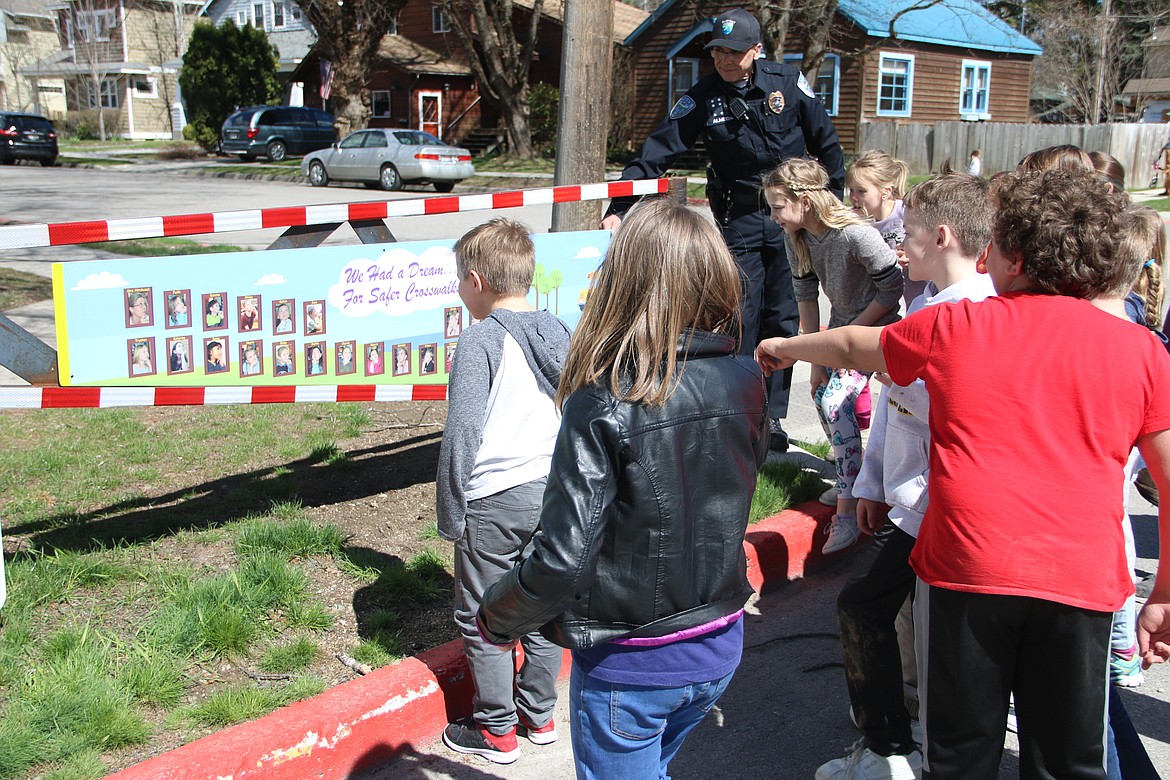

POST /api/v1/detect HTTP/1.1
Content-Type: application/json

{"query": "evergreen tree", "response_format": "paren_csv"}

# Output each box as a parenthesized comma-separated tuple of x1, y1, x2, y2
(179, 21, 281, 151)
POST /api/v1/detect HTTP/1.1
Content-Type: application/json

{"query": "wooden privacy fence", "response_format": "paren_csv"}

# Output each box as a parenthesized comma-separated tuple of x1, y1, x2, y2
(860, 121, 1170, 190)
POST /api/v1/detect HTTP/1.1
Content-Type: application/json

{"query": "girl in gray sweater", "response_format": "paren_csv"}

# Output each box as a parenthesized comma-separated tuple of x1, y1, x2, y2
(763, 158, 903, 555)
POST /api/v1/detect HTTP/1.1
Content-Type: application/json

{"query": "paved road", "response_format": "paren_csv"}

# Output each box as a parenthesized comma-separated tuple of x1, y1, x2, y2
(1, 165, 561, 252)
(362, 512, 1169, 779)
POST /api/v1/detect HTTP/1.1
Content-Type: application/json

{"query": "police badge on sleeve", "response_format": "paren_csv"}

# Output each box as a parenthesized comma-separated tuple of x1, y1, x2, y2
(670, 95, 696, 120)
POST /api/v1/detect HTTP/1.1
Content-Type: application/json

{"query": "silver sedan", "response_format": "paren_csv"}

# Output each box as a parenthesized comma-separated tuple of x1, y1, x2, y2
(300, 129, 475, 192)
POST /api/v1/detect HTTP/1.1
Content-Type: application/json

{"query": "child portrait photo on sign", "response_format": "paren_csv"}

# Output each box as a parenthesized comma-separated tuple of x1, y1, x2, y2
(204, 337, 229, 373)
(203, 293, 227, 331)
(125, 288, 153, 328)
(240, 340, 263, 377)
(336, 340, 357, 375)
(238, 295, 262, 332)
(273, 341, 295, 376)
(306, 342, 326, 376)
(444, 306, 462, 338)
(165, 290, 190, 329)
(305, 301, 325, 335)
(366, 342, 385, 376)
(391, 343, 411, 377)
(167, 336, 193, 375)
(273, 299, 295, 335)
(128, 337, 155, 377)
(419, 343, 437, 376)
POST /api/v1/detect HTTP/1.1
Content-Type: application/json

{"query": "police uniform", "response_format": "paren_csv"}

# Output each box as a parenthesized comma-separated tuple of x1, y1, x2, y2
(605, 59, 844, 419)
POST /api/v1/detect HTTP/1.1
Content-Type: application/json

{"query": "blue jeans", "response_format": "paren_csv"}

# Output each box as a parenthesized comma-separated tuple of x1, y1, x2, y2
(568, 662, 736, 780)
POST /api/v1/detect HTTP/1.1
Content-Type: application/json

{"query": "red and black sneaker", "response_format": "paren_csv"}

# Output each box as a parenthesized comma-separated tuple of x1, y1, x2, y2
(442, 720, 520, 764)
(518, 714, 559, 745)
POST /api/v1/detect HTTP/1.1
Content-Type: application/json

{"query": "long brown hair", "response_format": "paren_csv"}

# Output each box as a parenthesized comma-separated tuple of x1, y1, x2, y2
(556, 198, 741, 408)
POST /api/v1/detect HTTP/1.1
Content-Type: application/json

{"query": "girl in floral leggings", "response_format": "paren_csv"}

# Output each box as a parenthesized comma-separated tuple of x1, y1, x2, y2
(763, 158, 904, 554)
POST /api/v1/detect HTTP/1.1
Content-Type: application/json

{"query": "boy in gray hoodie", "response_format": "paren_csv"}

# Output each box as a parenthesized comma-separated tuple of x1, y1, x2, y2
(816, 172, 996, 780)
(436, 218, 571, 765)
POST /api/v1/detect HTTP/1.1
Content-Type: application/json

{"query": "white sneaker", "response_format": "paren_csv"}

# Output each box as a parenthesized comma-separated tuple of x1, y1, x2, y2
(823, 514, 860, 554)
(819, 485, 840, 506)
(815, 740, 922, 780)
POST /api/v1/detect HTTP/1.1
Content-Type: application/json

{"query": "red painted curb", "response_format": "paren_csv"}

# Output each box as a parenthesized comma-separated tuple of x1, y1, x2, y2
(106, 501, 837, 780)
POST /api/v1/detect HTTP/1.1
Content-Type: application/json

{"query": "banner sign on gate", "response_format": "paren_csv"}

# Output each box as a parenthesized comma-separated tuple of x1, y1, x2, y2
(52, 231, 609, 387)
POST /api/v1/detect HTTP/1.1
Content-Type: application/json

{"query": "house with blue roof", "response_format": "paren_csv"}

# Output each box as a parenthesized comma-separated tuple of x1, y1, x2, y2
(620, 0, 1042, 155)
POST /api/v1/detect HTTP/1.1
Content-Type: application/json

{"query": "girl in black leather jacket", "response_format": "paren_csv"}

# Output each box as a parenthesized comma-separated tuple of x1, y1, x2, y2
(478, 197, 769, 778)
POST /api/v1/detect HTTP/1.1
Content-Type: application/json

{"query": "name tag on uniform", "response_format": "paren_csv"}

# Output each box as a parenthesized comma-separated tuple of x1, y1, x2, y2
(707, 97, 730, 125)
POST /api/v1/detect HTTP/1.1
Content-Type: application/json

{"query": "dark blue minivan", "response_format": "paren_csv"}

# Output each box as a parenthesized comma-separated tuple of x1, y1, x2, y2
(220, 106, 335, 162)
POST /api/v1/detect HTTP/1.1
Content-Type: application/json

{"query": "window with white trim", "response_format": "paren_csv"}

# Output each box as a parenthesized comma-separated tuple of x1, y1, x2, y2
(432, 6, 451, 33)
(291, 4, 300, 21)
(960, 60, 991, 120)
(670, 57, 699, 108)
(254, 2, 265, 29)
(273, 1, 285, 28)
(236, 8, 249, 25)
(372, 90, 391, 117)
(877, 53, 914, 117)
(132, 77, 157, 98)
(76, 9, 117, 43)
(782, 53, 840, 116)
(84, 78, 119, 108)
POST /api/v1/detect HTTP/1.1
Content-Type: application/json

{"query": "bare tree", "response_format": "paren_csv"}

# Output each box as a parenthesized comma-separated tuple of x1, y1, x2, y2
(439, 0, 543, 160)
(757, 0, 942, 79)
(989, 0, 1170, 122)
(60, 0, 122, 140)
(295, 0, 405, 137)
(140, 0, 195, 135)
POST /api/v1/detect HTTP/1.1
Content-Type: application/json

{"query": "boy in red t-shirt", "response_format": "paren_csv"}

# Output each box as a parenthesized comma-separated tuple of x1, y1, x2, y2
(756, 167, 1170, 779)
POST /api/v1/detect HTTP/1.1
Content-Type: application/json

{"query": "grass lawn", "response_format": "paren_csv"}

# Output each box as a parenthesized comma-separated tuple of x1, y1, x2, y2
(0, 269, 53, 311)
(0, 393, 829, 777)
(85, 237, 246, 257)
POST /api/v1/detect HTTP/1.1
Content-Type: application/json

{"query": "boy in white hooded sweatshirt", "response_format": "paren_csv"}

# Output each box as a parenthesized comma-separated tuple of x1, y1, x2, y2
(815, 170, 997, 780)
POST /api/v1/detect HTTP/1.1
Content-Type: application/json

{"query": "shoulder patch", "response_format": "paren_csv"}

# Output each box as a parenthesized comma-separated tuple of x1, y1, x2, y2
(797, 72, 816, 98)
(669, 95, 696, 120)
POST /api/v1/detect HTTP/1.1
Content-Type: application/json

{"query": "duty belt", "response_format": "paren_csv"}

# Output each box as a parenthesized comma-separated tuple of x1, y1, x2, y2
(730, 190, 763, 206)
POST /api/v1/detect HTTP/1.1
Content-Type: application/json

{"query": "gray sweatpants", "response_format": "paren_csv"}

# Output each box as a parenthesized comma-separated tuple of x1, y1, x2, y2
(453, 478, 562, 735)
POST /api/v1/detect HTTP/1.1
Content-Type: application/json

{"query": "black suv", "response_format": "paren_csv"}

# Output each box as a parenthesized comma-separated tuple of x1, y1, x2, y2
(220, 106, 335, 162)
(0, 112, 58, 166)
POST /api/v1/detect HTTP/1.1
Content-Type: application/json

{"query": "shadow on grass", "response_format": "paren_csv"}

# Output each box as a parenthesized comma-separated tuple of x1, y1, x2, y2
(347, 544, 455, 659)
(4, 430, 443, 556)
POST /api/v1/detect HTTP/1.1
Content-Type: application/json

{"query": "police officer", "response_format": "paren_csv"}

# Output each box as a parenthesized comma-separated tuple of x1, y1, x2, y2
(601, 8, 844, 451)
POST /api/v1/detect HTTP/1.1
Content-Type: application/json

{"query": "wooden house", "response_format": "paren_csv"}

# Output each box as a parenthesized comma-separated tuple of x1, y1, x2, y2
(292, 0, 648, 146)
(1122, 26, 1170, 123)
(1, 0, 63, 112)
(20, 0, 202, 137)
(620, 0, 1041, 156)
